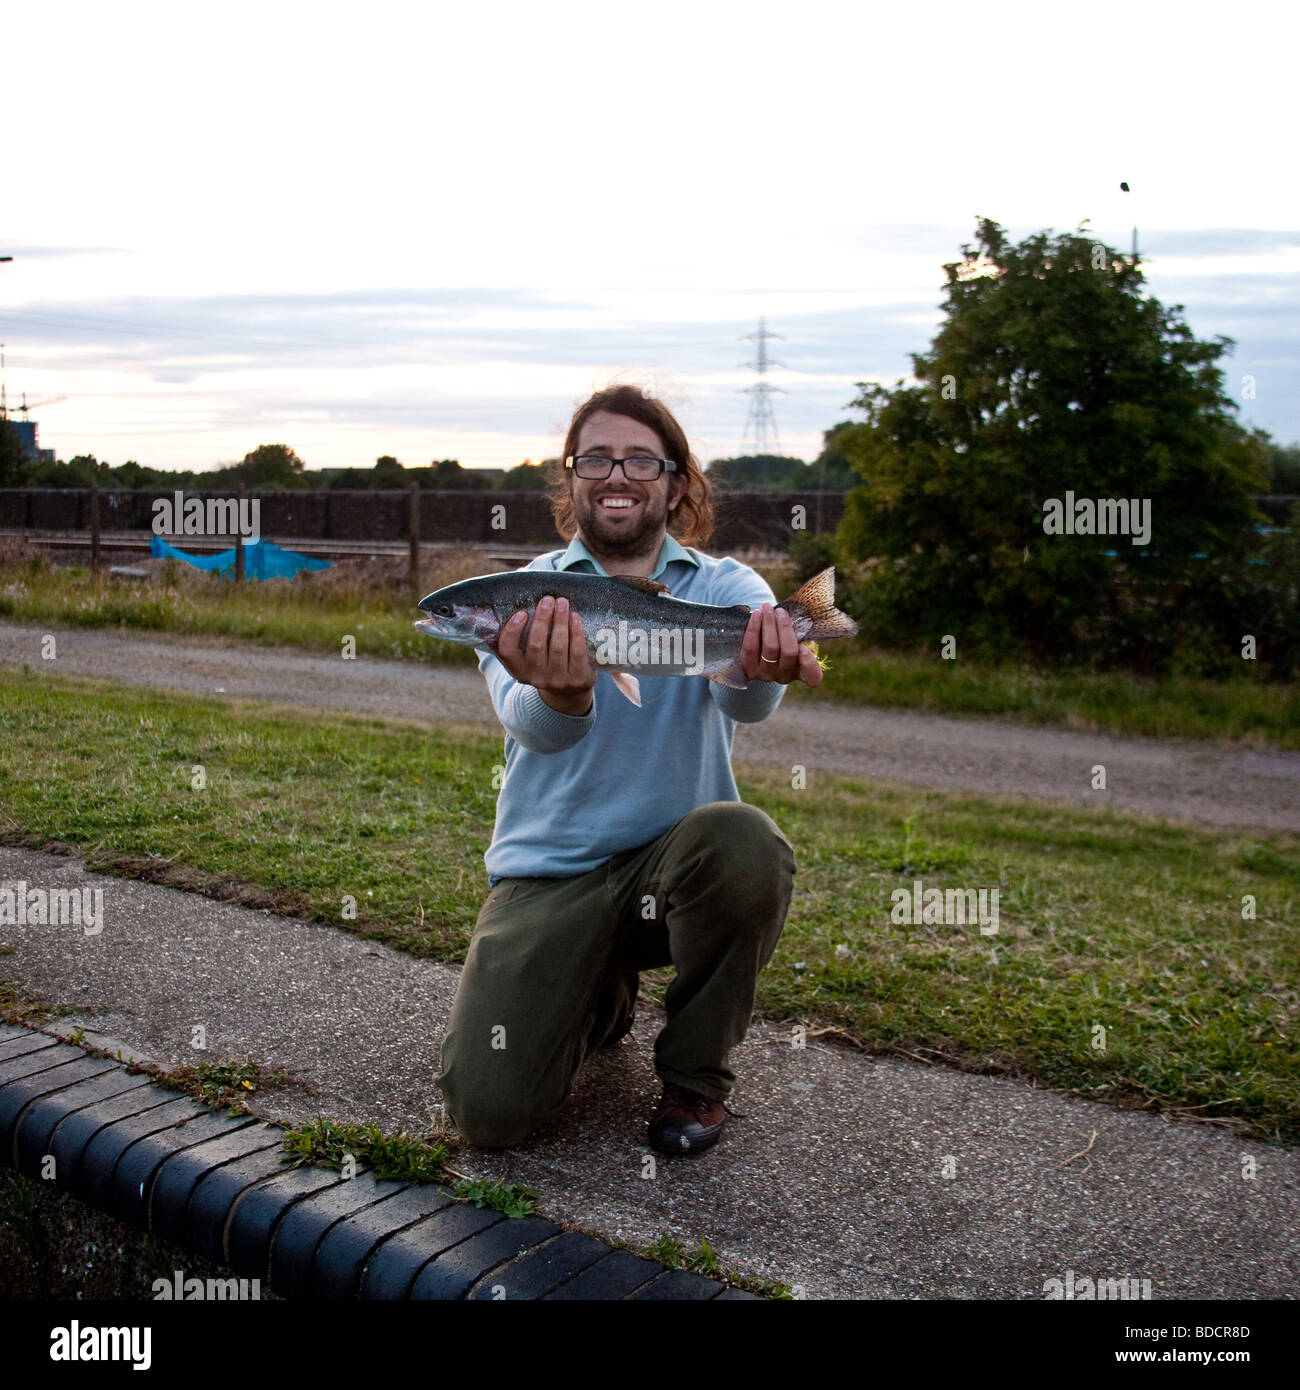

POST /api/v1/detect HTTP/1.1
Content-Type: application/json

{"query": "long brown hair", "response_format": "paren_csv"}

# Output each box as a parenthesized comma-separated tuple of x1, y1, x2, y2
(547, 385, 715, 547)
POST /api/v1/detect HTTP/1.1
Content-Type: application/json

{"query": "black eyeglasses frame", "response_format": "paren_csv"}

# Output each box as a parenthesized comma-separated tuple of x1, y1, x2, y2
(564, 454, 679, 481)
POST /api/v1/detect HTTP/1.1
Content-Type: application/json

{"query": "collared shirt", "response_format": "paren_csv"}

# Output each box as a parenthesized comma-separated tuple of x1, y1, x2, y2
(554, 531, 698, 582)
(478, 533, 786, 881)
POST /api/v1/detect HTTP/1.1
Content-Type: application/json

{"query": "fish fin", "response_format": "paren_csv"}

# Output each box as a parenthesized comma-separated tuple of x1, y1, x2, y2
(779, 566, 859, 642)
(703, 658, 750, 690)
(610, 671, 642, 706)
(611, 575, 671, 597)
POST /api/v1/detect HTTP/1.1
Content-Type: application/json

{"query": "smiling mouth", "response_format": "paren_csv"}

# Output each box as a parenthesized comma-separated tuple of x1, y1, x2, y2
(599, 496, 639, 511)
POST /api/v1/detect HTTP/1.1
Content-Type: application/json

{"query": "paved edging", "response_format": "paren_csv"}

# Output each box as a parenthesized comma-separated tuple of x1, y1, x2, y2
(0, 1023, 757, 1300)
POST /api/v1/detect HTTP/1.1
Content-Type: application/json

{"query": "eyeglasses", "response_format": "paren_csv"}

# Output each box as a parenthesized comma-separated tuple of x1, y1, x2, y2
(565, 454, 678, 481)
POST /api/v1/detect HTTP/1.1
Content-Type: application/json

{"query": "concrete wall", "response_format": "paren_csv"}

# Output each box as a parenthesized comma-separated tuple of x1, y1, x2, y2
(2, 488, 1292, 548)
(0, 488, 849, 549)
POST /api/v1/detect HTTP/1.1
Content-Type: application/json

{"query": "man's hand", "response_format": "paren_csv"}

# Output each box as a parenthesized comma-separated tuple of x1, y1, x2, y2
(496, 595, 597, 715)
(738, 603, 823, 688)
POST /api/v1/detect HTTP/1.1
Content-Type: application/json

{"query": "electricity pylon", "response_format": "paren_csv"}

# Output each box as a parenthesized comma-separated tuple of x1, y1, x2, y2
(739, 317, 785, 455)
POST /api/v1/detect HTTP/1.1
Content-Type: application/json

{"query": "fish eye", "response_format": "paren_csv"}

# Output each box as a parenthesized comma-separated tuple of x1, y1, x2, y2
(437, 604, 452, 616)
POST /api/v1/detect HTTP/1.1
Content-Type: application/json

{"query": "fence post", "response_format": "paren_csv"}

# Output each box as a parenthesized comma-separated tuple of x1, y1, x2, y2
(90, 483, 101, 574)
(409, 479, 421, 595)
(235, 484, 245, 583)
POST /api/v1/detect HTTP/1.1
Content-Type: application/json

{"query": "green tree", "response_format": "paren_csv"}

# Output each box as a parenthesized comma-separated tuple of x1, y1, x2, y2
(0, 418, 29, 485)
(213, 443, 308, 490)
(328, 467, 370, 489)
(838, 217, 1272, 673)
(372, 455, 405, 487)
(707, 454, 806, 490)
(429, 458, 490, 490)
(499, 459, 548, 490)
(805, 423, 859, 492)
(140, 466, 202, 489)
(28, 454, 108, 487)
(1262, 441, 1300, 493)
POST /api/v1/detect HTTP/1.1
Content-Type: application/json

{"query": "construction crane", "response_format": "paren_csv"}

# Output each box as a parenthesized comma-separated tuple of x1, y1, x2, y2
(0, 343, 66, 419)
(5, 392, 66, 419)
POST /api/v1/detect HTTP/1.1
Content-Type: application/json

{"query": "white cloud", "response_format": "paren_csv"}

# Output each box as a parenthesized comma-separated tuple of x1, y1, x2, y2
(3, 1, 1298, 464)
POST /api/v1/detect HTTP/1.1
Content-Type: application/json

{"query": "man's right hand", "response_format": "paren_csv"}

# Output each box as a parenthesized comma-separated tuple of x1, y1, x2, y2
(496, 595, 597, 716)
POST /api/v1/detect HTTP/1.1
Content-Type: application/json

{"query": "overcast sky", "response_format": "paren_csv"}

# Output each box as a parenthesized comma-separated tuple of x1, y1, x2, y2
(3, 1, 1297, 473)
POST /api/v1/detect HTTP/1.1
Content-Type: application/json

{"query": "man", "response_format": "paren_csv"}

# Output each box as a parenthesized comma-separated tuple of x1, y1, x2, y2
(436, 384, 823, 1155)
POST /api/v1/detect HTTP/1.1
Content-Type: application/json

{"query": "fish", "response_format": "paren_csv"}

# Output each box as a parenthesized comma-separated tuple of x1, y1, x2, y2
(415, 566, 858, 707)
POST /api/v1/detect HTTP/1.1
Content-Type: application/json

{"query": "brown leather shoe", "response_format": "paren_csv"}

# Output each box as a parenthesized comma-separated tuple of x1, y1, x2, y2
(647, 1083, 727, 1155)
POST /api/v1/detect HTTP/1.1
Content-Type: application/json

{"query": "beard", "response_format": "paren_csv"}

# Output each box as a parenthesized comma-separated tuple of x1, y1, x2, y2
(572, 486, 673, 561)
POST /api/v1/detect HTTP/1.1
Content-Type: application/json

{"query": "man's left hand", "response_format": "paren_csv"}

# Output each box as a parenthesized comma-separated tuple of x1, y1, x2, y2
(738, 604, 823, 688)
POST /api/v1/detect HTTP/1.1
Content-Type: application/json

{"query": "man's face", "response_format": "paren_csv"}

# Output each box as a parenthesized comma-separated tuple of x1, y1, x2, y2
(569, 409, 688, 559)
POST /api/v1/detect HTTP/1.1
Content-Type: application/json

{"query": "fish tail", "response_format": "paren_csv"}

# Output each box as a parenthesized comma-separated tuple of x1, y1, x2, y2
(779, 567, 859, 642)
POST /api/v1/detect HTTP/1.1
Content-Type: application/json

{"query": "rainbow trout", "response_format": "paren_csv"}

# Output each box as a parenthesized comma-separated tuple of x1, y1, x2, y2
(415, 566, 857, 706)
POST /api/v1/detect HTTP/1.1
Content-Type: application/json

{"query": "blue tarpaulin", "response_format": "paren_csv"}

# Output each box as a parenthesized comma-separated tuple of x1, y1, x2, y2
(150, 535, 333, 580)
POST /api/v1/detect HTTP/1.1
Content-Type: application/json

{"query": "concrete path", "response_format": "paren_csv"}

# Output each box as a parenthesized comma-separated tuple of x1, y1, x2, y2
(2, 843, 1295, 1300)
(2, 622, 1298, 831)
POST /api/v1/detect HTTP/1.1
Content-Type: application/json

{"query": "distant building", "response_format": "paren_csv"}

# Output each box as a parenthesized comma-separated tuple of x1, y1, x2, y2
(8, 418, 55, 465)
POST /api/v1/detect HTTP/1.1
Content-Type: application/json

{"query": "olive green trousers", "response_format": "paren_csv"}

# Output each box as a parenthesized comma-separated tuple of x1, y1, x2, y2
(436, 801, 795, 1148)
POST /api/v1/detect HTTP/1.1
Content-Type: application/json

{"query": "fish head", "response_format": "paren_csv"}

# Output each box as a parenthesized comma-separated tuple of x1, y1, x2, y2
(415, 581, 501, 648)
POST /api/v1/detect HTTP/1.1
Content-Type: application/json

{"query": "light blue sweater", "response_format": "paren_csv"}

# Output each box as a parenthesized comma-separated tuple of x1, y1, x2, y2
(479, 534, 786, 881)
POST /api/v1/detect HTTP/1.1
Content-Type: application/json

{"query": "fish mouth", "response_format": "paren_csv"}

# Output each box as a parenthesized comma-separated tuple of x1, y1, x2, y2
(414, 616, 475, 642)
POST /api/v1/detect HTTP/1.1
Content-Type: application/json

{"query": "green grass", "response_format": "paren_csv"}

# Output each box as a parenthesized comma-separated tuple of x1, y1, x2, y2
(630, 1231, 793, 1297)
(274, 1117, 784, 1293)
(644, 1232, 721, 1277)
(782, 644, 1300, 747)
(0, 977, 67, 1028)
(0, 552, 481, 667)
(280, 1117, 452, 1184)
(273, 1118, 784, 1292)
(1, 553, 1296, 745)
(278, 1116, 535, 1218)
(1, 670, 1296, 1143)
(137, 1057, 294, 1116)
(0, 669, 493, 956)
(21, 1022, 300, 1117)
(451, 1178, 538, 1219)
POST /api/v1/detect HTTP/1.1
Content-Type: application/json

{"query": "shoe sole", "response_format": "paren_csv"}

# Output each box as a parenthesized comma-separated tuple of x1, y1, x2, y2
(647, 1124, 723, 1156)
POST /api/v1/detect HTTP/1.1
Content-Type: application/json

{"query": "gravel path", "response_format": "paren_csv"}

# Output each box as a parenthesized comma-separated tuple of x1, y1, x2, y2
(2, 621, 1296, 832)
